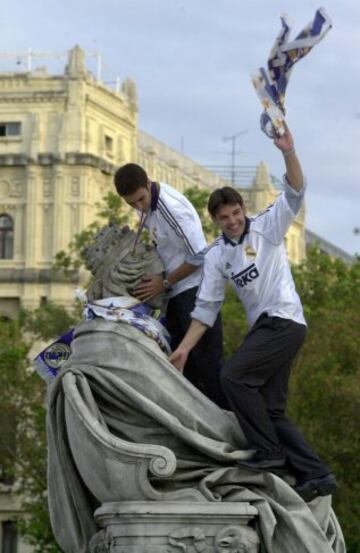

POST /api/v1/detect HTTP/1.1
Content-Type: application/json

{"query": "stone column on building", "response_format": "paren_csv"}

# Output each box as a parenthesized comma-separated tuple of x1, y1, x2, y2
(250, 161, 274, 213)
(22, 165, 43, 309)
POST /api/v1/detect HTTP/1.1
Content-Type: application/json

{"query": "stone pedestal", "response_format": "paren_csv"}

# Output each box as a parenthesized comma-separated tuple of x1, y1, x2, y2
(89, 501, 260, 553)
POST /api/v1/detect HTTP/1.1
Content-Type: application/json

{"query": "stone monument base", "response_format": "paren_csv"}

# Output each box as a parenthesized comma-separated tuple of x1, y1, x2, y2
(89, 501, 260, 553)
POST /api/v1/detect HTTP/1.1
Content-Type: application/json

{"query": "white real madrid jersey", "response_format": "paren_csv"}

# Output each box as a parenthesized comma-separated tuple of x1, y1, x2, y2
(197, 192, 306, 327)
(143, 182, 207, 298)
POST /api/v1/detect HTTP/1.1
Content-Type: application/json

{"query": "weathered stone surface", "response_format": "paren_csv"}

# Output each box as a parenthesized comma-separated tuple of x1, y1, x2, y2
(89, 502, 259, 553)
(46, 225, 345, 553)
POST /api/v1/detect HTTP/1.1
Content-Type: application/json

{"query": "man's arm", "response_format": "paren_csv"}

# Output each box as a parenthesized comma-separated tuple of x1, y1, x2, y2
(169, 318, 208, 372)
(274, 122, 303, 192)
(133, 262, 198, 302)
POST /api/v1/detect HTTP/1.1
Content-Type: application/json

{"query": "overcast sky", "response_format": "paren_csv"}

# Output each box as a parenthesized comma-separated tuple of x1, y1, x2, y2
(1, 0, 359, 255)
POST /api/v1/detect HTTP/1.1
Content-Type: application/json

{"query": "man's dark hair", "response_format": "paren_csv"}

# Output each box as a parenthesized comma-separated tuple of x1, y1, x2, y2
(114, 163, 148, 196)
(208, 187, 245, 217)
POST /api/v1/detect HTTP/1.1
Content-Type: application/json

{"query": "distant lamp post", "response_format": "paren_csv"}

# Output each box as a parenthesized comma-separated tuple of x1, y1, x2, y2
(223, 129, 248, 185)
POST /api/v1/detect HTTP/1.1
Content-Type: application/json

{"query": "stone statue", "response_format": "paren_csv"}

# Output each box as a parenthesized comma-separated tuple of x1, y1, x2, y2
(46, 224, 345, 553)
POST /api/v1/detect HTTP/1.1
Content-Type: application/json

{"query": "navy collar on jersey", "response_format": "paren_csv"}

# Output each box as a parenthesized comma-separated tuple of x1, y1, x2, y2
(222, 217, 250, 246)
(150, 181, 159, 212)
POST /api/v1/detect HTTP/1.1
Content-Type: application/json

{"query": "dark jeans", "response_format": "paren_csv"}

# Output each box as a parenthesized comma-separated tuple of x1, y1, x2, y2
(165, 287, 228, 409)
(221, 314, 330, 483)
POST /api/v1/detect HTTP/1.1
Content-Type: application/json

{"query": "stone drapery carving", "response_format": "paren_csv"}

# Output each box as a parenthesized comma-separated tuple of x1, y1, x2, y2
(47, 224, 345, 553)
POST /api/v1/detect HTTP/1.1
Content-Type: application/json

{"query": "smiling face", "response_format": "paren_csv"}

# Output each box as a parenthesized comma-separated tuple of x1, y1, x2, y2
(122, 181, 152, 212)
(211, 202, 247, 241)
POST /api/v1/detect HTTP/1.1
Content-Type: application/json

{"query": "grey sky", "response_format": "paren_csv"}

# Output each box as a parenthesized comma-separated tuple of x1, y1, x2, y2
(1, 0, 359, 255)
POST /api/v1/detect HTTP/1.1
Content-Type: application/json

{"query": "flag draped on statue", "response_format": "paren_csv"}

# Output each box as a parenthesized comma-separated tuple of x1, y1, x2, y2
(252, 8, 332, 138)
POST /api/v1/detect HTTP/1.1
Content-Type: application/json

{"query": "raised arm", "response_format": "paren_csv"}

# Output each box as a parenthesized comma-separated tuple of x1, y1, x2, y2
(274, 122, 303, 192)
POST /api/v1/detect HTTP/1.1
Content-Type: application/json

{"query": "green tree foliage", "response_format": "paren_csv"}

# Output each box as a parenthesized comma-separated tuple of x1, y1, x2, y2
(183, 186, 218, 240)
(20, 301, 79, 341)
(290, 249, 360, 553)
(0, 319, 30, 485)
(0, 317, 63, 552)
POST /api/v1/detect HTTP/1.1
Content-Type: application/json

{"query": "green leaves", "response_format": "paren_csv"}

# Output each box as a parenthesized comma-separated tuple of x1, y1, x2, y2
(20, 301, 78, 341)
(183, 186, 218, 240)
(0, 313, 69, 552)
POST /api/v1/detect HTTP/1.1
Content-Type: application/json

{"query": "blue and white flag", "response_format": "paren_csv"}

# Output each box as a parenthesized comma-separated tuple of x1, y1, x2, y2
(252, 8, 332, 138)
(33, 328, 74, 384)
(84, 297, 172, 355)
(34, 297, 171, 384)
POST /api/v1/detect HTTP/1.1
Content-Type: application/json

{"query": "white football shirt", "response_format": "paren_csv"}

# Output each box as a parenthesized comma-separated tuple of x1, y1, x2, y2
(143, 182, 207, 298)
(196, 187, 306, 327)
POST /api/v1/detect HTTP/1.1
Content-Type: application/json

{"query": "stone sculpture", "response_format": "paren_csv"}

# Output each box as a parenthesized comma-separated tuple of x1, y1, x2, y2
(46, 224, 345, 553)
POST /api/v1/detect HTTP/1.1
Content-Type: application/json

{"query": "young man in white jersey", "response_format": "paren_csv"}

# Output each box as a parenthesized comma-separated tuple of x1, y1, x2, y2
(169, 125, 336, 501)
(114, 163, 228, 409)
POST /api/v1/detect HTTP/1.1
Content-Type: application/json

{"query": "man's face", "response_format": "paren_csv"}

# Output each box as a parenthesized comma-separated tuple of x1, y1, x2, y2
(212, 202, 247, 240)
(122, 181, 152, 212)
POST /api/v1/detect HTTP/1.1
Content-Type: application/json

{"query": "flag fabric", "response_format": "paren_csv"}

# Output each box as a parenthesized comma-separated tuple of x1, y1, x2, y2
(83, 297, 171, 354)
(33, 328, 74, 384)
(252, 8, 332, 138)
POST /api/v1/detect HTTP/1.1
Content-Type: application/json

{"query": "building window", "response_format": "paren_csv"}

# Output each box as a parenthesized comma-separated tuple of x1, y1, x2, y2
(0, 122, 21, 137)
(1, 521, 18, 553)
(0, 214, 14, 259)
(104, 135, 113, 156)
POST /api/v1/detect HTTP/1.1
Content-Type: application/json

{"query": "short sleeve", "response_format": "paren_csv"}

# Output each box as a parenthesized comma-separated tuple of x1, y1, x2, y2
(252, 184, 305, 245)
(197, 247, 226, 302)
(283, 174, 306, 215)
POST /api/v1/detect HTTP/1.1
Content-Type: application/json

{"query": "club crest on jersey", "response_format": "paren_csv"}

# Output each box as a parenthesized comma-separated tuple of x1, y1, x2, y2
(245, 245, 257, 259)
(231, 263, 259, 288)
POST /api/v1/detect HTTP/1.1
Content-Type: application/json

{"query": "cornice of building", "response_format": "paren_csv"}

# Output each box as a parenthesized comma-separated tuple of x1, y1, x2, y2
(86, 95, 137, 125)
(138, 130, 230, 189)
(0, 152, 116, 173)
(305, 229, 355, 264)
(0, 268, 79, 283)
(0, 91, 66, 103)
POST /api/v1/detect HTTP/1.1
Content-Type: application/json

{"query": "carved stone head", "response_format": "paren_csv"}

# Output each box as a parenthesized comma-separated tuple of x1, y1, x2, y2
(82, 224, 165, 309)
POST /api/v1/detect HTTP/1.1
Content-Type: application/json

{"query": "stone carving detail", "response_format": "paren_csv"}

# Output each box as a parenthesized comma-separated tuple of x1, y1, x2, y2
(9, 180, 23, 198)
(82, 224, 164, 308)
(65, 45, 86, 77)
(165, 525, 260, 553)
(117, 135, 125, 162)
(168, 527, 209, 552)
(71, 177, 80, 196)
(215, 526, 260, 553)
(43, 179, 52, 197)
(0, 180, 10, 198)
(122, 78, 138, 104)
